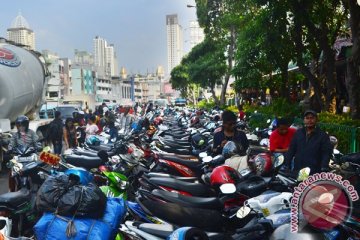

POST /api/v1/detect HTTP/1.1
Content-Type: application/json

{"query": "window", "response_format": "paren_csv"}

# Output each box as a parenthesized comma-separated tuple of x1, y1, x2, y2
(49, 92, 58, 98)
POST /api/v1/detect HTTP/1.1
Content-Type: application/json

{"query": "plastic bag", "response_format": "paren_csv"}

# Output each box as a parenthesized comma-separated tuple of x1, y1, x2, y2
(36, 173, 107, 218)
(34, 197, 127, 240)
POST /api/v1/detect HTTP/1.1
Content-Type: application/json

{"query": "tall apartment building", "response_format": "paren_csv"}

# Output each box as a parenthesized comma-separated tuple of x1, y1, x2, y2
(93, 36, 118, 77)
(7, 12, 35, 50)
(189, 21, 205, 49)
(74, 49, 94, 65)
(166, 14, 183, 74)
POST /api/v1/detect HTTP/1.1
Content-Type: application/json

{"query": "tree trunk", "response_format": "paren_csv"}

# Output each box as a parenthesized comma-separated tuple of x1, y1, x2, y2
(220, 26, 236, 106)
(280, 64, 289, 100)
(346, 0, 360, 119)
(292, 20, 324, 110)
(324, 55, 337, 113)
(210, 85, 220, 106)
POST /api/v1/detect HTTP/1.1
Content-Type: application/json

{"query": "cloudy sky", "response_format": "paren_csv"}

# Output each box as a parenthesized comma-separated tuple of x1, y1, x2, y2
(0, 0, 197, 74)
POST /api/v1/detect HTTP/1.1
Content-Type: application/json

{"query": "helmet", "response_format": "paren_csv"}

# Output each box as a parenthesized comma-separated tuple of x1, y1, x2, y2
(222, 141, 245, 158)
(153, 116, 163, 126)
(236, 121, 247, 130)
(168, 227, 209, 240)
(15, 115, 29, 130)
(191, 134, 207, 150)
(65, 168, 94, 185)
(210, 165, 241, 188)
(250, 153, 273, 176)
(329, 135, 338, 148)
(190, 116, 199, 125)
(86, 136, 101, 146)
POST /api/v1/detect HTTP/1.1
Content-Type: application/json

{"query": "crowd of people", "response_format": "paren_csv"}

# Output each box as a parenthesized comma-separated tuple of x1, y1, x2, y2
(7, 99, 333, 175)
(41, 103, 150, 155)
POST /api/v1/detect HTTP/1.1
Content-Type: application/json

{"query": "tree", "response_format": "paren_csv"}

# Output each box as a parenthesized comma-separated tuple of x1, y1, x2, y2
(170, 63, 189, 98)
(187, 38, 227, 106)
(195, 0, 240, 105)
(342, 0, 360, 119)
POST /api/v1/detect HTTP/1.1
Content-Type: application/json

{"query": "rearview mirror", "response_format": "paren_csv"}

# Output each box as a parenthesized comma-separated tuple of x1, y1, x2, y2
(220, 183, 236, 194)
(255, 127, 259, 131)
(236, 206, 251, 219)
(274, 154, 284, 168)
(267, 119, 271, 123)
(297, 167, 311, 181)
(202, 156, 213, 163)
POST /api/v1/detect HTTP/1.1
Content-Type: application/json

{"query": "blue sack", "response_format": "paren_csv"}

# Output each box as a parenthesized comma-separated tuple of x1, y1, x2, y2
(34, 197, 126, 240)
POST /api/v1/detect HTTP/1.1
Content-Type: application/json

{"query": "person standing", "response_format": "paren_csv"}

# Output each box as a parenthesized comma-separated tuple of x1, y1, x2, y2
(285, 110, 332, 174)
(47, 111, 63, 155)
(63, 118, 78, 149)
(238, 105, 245, 121)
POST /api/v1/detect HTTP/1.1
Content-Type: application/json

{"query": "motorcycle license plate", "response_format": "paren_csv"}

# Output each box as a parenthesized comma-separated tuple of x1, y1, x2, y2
(149, 162, 156, 170)
(262, 208, 270, 217)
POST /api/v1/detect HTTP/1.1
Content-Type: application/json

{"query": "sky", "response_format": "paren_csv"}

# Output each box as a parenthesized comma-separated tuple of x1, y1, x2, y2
(0, 0, 198, 74)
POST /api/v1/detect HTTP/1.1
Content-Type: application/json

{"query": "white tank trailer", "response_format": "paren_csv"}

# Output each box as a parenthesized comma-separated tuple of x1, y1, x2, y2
(0, 42, 46, 122)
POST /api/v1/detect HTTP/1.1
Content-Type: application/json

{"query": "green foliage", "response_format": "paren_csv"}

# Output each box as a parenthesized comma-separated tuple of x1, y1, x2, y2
(170, 64, 189, 97)
(318, 112, 360, 127)
(243, 98, 301, 119)
(197, 99, 216, 111)
(225, 105, 238, 113)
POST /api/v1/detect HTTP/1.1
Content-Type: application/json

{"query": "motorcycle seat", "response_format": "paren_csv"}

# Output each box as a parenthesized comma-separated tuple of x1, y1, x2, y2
(160, 136, 189, 144)
(145, 172, 198, 182)
(341, 152, 360, 165)
(159, 145, 192, 155)
(158, 139, 192, 149)
(136, 198, 227, 231)
(64, 154, 104, 170)
(137, 222, 175, 238)
(152, 189, 222, 209)
(158, 155, 200, 169)
(148, 177, 215, 197)
(0, 189, 31, 210)
(88, 144, 113, 152)
(73, 149, 117, 158)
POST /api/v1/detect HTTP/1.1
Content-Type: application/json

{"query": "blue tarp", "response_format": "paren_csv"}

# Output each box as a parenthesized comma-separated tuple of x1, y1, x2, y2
(34, 197, 126, 240)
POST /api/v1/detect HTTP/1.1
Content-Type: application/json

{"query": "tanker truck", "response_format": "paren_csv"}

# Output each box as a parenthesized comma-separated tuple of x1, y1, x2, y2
(0, 40, 51, 169)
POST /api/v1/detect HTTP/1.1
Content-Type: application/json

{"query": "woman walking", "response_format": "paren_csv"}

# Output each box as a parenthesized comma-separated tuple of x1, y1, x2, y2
(63, 118, 78, 149)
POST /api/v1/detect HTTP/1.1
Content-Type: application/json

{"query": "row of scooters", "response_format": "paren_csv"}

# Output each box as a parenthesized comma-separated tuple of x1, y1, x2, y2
(0, 108, 359, 239)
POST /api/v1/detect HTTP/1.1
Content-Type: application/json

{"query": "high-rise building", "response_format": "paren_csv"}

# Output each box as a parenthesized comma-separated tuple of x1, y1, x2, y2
(42, 50, 64, 103)
(189, 21, 205, 49)
(74, 49, 94, 65)
(93, 36, 118, 77)
(7, 12, 35, 50)
(166, 14, 183, 74)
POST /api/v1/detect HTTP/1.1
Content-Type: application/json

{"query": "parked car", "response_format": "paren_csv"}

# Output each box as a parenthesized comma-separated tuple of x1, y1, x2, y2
(175, 98, 187, 106)
(56, 105, 80, 122)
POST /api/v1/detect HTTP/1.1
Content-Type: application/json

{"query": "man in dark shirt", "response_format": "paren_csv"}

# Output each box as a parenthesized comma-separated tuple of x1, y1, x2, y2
(213, 110, 249, 155)
(285, 110, 332, 174)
